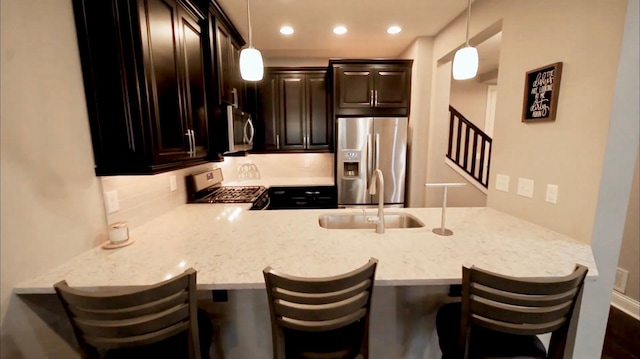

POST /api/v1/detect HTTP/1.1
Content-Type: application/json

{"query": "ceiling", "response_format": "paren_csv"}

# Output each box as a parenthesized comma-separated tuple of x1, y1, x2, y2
(214, 0, 476, 59)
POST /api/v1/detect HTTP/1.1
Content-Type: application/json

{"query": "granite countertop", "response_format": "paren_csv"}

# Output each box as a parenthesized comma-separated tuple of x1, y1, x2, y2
(14, 206, 597, 294)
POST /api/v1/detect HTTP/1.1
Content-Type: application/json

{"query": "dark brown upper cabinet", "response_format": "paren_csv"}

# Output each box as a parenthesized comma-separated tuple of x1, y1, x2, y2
(251, 68, 331, 153)
(211, 12, 245, 109)
(72, 0, 209, 175)
(330, 59, 413, 116)
(201, 2, 247, 158)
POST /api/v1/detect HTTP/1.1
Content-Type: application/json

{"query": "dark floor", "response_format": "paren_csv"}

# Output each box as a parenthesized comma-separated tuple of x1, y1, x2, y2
(601, 306, 640, 359)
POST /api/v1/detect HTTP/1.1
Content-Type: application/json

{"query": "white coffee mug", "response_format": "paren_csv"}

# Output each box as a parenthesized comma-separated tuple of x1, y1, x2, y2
(109, 222, 129, 243)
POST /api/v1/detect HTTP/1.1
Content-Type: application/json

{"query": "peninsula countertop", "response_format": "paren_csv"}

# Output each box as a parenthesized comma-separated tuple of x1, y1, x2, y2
(14, 206, 597, 294)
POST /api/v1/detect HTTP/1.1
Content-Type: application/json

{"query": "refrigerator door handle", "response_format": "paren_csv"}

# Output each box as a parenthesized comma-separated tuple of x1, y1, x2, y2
(375, 133, 380, 170)
(367, 133, 372, 195)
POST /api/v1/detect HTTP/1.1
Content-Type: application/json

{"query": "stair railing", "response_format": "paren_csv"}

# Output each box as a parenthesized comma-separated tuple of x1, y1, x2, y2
(447, 106, 492, 188)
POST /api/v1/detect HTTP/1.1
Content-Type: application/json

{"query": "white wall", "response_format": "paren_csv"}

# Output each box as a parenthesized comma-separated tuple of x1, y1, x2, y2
(617, 151, 640, 302)
(449, 78, 489, 130)
(264, 57, 329, 67)
(487, 1, 628, 244)
(416, 0, 636, 357)
(401, 37, 434, 207)
(0, 0, 107, 356)
(581, 1, 638, 355)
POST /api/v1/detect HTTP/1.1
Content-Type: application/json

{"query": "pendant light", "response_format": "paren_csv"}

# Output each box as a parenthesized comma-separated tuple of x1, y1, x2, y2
(452, 0, 478, 80)
(239, 0, 263, 81)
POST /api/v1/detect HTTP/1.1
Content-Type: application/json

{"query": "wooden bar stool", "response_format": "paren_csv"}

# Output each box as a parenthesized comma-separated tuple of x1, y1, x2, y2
(54, 268, 212, 359)
(436, 264, 588, 359)
(263, 258, 378, 359)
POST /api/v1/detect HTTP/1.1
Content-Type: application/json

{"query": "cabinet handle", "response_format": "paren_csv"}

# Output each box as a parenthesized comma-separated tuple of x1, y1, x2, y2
(191, 129, 196, 157)
(185, 130, 193, 157)
(370, 90, 374, 106)
(374, 90, 378, 107)
(231, 88, 238, 108)
(276, 134, 280, 150)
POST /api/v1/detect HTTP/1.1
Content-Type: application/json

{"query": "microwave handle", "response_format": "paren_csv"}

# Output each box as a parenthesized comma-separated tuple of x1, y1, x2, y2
(243, 118, 250, 144)
(246, 118, 255, 145)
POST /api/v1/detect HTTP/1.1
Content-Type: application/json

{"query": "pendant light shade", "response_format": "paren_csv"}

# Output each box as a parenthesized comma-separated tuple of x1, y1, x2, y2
(239, 0, 263, 81)
(240, 47, 264, 81)
(452, 46, 478, 80)
(452, 0, 478, 80)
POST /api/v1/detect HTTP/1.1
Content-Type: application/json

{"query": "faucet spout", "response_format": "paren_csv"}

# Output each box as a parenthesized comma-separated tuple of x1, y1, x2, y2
(368, 169, 385, 234)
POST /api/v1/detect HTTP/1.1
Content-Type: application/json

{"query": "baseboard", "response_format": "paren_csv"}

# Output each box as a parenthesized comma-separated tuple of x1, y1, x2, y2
(611, 291, 640, 320)
(444, 158, 488, 195)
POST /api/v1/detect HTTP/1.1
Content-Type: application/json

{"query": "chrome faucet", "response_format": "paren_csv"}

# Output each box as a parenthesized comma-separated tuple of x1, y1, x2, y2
(365, 169, 385, 234)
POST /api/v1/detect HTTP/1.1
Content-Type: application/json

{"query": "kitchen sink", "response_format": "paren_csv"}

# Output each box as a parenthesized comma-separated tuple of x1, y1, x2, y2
(318, 212, 425, 230)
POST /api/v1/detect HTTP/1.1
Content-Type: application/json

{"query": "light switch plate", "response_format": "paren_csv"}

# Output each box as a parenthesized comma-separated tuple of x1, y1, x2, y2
(105, 190, 119, 213)
(495, 174, 510, 192)
(546, 184, 559, 204)
(170, 175, 177, 192)
(517, 178, 534, 198)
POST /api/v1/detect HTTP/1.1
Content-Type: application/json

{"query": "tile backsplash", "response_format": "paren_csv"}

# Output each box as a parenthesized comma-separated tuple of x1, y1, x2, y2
(215, 153, 333, 182)
(100, 153, 333, 231)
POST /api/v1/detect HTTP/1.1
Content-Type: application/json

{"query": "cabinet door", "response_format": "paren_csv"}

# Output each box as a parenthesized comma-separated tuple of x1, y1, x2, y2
(278, 74, 305, 150)
(373, 66, 409, 109)
(178, 7, 208, 158)
(230, 40, 245, 109)
(306, 74, 329, 150)
(215, 22, 232, 105)
(143, 0, 191, 163)
(336, 67, 373, 110)
(255, 73, 278, 151)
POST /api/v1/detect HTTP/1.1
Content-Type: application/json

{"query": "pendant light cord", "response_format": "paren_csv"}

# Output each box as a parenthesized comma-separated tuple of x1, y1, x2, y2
(465, 0, 471, 46)
(246, 0, 253, 48)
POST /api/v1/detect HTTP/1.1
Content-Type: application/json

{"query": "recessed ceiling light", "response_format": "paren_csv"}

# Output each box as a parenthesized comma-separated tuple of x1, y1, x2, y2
(387, 26, 402, 34)
(280, 26, 294, 35)
(333, 26, 347, 35)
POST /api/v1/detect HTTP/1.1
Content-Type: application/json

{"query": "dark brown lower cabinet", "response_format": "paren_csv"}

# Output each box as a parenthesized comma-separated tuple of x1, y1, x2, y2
(252, 68, 331, 153)
(268, 186, 337, 209)
(72, 0, 210, 175)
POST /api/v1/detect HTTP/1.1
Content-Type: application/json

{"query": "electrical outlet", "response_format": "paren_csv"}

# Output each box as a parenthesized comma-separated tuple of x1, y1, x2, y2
(546, 184, 559, 204)
(170, 175, 177, 192)
(105, 190, 119, 213)
(614, 267, 629, 293)
(517, 178, 534, 198)
(495, 174, 510, 192)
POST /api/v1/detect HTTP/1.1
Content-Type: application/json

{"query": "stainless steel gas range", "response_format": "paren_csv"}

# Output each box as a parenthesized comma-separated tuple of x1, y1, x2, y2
(186, 169, 269, 210)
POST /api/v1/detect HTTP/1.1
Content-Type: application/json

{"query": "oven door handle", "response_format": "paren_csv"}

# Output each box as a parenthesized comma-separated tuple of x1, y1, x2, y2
(260, 196, 271, 210)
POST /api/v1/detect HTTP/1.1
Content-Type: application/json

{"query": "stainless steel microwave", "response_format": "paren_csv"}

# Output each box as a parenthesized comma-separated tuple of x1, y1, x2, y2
(224, 105, 254, 154)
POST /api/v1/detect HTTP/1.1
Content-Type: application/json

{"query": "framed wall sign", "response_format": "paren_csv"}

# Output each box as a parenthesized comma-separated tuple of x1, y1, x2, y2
(522, 62, 563, 122)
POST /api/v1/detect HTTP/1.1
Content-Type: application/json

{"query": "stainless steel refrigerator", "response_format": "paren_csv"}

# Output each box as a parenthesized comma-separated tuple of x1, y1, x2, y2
(336, 117, 408, 207)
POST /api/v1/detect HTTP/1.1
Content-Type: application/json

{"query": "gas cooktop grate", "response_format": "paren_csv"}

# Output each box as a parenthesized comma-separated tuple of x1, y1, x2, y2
(209, 186, 266, 203)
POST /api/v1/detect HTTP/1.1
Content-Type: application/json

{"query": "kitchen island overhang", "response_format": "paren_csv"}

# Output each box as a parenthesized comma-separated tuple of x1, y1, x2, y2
(14, 206, 597, 294)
